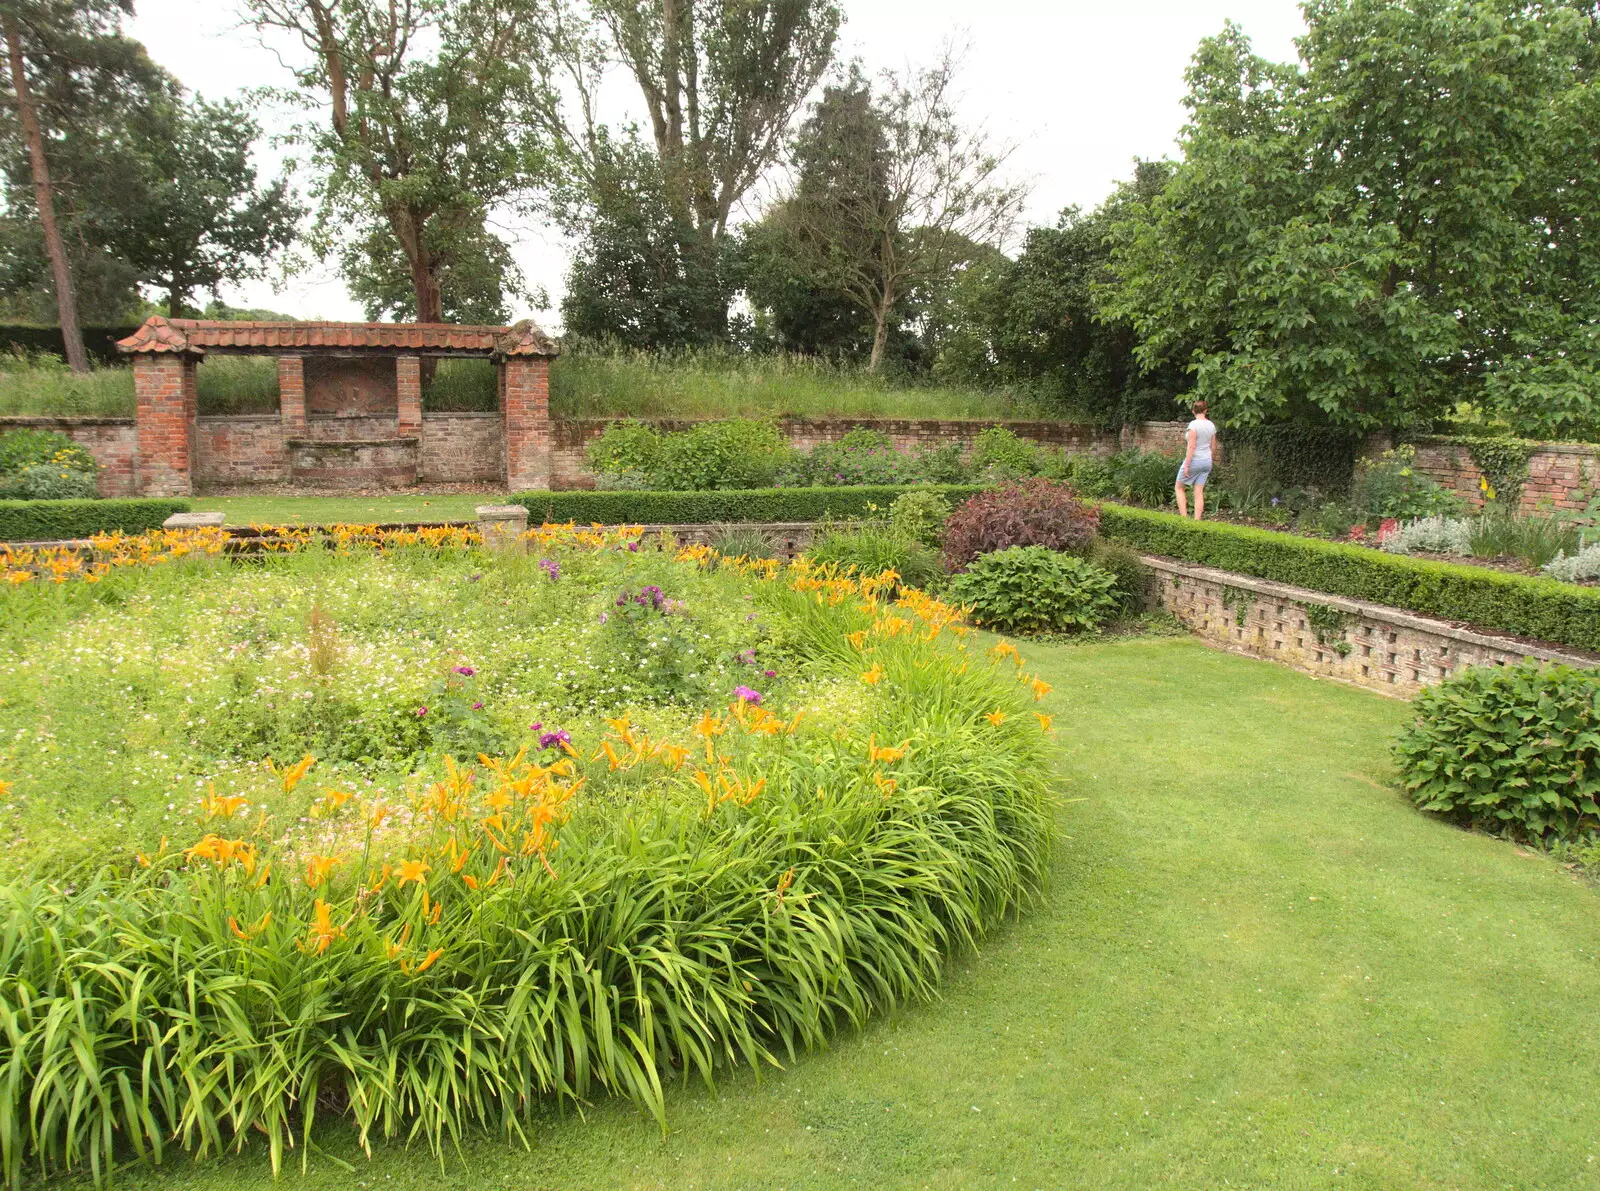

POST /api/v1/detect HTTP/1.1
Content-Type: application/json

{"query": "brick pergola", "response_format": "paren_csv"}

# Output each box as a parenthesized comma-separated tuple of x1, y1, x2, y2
(116, 316, 559, 496)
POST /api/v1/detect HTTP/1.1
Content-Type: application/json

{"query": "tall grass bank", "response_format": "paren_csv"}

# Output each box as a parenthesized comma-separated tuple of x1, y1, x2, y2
(0, 527, 1054, 1184)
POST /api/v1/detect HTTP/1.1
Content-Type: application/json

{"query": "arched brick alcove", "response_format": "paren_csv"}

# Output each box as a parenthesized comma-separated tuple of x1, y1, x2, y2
(116, 317, 559, 495)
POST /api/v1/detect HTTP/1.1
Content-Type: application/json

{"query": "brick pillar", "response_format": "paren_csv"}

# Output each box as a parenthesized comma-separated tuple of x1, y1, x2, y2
(278, 355, 307, 437)
(502, 357, 551, 491)
(397, 355, 423, 436)
(134, 354, 196, 496)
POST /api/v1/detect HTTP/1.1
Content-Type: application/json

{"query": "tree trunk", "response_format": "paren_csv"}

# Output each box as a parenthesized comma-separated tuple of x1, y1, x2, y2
(868, 304, 890, 372)
(2, 15, 89, 373)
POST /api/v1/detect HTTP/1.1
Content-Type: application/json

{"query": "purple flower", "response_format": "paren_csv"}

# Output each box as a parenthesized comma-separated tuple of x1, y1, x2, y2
(416, 706, 428, 717)
(472, 701, 484, 710)
(538, 728, 571, 750)
(733, 686, 763, 705)
(598, 612, 609, 624)
(738, 649, 757, 665)
(764, 669, 777, 679)
(453, 665, 476, 677)
(627, 541, 639, 553)
(530, 721, 543, 732)
(539, 558, 560, 580)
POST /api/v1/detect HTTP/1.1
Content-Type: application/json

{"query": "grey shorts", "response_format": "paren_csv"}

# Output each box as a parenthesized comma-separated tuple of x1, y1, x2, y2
(1177, 458, 1211, 487)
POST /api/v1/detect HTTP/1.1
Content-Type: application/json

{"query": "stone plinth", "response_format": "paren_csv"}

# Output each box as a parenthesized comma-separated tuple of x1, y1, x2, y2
(476, 504, 529, 550)
(162, 511, 226, 530)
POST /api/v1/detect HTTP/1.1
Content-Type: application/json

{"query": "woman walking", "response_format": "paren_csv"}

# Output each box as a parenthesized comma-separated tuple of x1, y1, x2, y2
(1175, 401, 1219, 520)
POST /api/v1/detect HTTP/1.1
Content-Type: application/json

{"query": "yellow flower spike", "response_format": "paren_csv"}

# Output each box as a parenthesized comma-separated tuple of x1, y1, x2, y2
(304, 898, 344, 955)
(429, 900, 442, 925)
(462, 874, 480, 890)
(386, 940, 403, 961)
(396, 859, 430, 888)
(861, 663, 885, 686)
(229, 916, 250, 940)
(846, 629, 868, 651)
(320, 788, 353, 813)
(369, 801, 392, 829)
(279, 753, 316, 795)
(415, 947, 445, 973)
(1036, 713, 1055, 733)
(487, 856, 509, 887)
(600, 740, 624, 771)
(983, 710, 1008, 727)
(304, 853, 342, 889)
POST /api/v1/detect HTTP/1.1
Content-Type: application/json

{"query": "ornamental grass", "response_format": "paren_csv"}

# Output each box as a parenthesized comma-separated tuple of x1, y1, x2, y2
(0, 526, 1054, 1185)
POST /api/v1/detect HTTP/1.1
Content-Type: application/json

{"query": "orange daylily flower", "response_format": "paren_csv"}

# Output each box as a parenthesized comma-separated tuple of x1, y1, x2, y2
(983, 710, 1008, 726)
(1030, 678, 1052, 701)
(304, 898, 344, 955)
(1036, 713, 1054, 733)
(867, 735, 909, 764)
(861, 663, 885, 686)
(396, 859, 430, 888)
(304, 853, 342, 889)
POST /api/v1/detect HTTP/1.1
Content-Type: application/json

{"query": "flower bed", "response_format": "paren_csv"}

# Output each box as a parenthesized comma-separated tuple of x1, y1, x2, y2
(0, 526, 1054, 1183)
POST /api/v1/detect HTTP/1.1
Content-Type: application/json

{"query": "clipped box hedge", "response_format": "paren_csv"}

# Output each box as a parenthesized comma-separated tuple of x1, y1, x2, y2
(1097, 503, 1600, 655)
(0, 498, 191, 542)
(510, 484, 987, 526)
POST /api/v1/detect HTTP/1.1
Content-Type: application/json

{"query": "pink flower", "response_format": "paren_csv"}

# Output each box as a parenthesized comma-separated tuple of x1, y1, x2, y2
(1377, 518, 1399, 544)
(416, 706, 428, 717)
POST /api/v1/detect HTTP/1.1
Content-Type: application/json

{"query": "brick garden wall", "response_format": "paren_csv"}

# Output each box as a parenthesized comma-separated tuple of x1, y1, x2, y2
(421, 413, 503, 483)
(1409, 438, 1600, 515)
(195, 416, 287, 485)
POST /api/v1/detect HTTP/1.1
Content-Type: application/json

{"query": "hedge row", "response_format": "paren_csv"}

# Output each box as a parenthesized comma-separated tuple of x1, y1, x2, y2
(510, 484, 987, 525)
(0, 498, 191, 541)
(1098, 503, 1600, 655)
(0, 324, 142, 365)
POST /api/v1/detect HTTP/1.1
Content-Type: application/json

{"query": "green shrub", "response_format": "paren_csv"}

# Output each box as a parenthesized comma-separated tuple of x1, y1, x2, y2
(585, 418, 662, 487)
(889, 488, 953, 549)
(0, 497, 190, 541)
(1053, 451, 1114, 498)
(947, 546, 1118, 635)
(1085, 538, 1150, 617)
(1106, 447, 1177, 507)
(1394, 661, 1600, 839)
(1382, 515, 1473, 556)
(971, 425, 1038, 480)
(1350, 446, 1466, 520)
(805, 523, 941, 590)
(652, 419, 793, 490)
(512, 485, 987, 527)
(1096, 503, 1600, 654)
(800, 428, 969, 487)
(0, 428, 99, 499)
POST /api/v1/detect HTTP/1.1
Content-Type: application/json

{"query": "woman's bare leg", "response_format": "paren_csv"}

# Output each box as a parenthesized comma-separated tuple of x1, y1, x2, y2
(1175, 482, 1188, 517)
(1195, 485, 1206, 520)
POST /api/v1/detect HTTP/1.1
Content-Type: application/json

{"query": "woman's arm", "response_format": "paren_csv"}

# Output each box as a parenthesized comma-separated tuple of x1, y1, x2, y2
(1184, 427, 1196, 467)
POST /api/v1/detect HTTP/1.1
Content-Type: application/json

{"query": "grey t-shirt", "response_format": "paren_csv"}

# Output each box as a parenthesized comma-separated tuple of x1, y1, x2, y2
(1188, 418, 1217, 463)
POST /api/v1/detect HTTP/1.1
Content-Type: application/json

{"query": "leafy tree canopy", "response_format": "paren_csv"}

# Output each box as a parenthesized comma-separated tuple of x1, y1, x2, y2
(939, 163, 1191, 424)
(1100, 0, 1600, 437)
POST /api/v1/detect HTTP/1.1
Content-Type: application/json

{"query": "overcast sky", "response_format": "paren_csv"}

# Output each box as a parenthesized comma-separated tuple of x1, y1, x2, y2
(125, 0, 1309, 325)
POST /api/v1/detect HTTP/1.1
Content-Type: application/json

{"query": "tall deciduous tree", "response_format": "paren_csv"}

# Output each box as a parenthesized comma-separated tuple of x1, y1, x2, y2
(1101, 0, 1600, 438)
(938, 163, 1192, 424)
(541, 0, 839, 338)
(0, 0, 145, 369)
(104, 96, 301, 317)
(244, 0, 552, 324)
(774, 51, 1027, 371)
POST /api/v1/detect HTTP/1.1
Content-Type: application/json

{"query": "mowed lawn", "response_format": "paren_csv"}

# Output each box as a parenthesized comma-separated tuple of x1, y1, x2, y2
(62, 637, 1600, 1190)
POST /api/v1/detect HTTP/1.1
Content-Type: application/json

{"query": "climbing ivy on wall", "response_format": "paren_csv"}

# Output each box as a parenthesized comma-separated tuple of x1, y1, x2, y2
(1459, 436, 1535, 504)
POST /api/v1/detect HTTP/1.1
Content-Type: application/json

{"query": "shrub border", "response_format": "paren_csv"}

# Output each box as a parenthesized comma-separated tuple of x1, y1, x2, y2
(510, 485, 987, 526)
(0, 498, 192, 542)
(1097, 502, 1600, 655)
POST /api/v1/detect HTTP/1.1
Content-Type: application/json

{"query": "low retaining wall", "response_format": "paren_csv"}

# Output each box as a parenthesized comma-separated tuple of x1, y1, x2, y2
(1144, 554, 1599, 698)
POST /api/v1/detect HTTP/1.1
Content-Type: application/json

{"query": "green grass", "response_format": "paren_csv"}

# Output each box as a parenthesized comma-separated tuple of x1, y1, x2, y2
(0, 348, 1048, 420)
(550, 346, 1051, 419)
(188, 493, 500, 525)
(53, 635, 1600, 1190)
